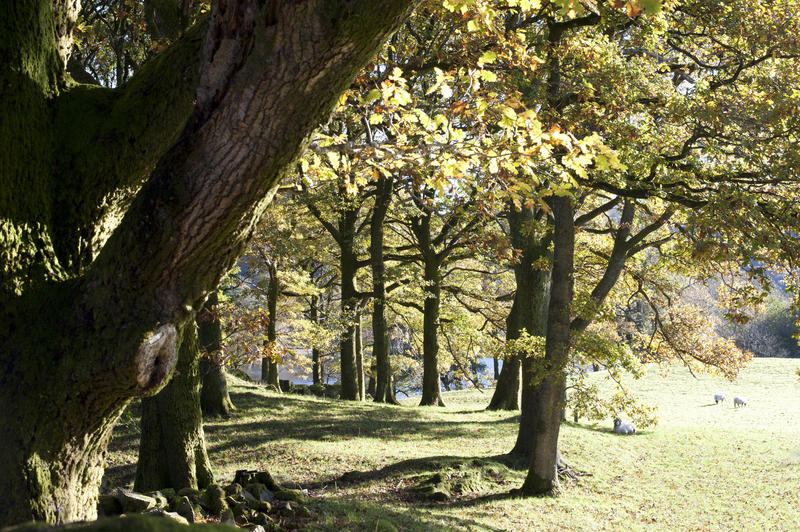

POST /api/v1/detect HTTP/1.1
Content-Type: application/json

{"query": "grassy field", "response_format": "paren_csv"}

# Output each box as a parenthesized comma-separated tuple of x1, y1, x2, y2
(106, 358, 800, 531)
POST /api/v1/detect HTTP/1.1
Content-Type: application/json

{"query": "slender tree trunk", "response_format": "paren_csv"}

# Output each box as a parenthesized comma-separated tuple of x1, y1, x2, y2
(200, 359, 234, 416)
(261, 263, 281, 390)
(370, 174, 398, 404)
(510, 212, 553, 456)
(312, 347, 322, 385)
(487, 280, 521, 411)
(198, 292, 234, 417)
(493, 356, 500, 380)
(419, 257, 445, 407)
(490, 205, 551, 412)
(520, 195, 574, 496)
(488, 355, 521, 410)
(310, 295, 322, 386)
(339, 210, 360, 400)
(135, 322, 214, 492)
(355, 312, 365, 400)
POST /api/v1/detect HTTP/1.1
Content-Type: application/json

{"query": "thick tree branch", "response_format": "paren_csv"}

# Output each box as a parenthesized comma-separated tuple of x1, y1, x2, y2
(51, 23, 207, 272)
(80, 0, 418, 393)
(571, 199, 635, 333)
(574, 196, 623, 227)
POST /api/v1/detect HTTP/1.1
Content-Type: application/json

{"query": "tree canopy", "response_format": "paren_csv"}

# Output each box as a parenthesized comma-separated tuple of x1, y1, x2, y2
(2, 0, 800, 527)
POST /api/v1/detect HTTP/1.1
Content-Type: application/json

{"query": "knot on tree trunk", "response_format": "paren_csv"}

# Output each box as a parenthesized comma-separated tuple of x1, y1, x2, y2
(135, 324, 178, 395)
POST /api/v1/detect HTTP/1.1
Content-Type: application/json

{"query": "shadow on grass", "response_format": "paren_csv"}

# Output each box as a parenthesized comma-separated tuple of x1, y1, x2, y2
(105, 387, 518, 488)
(309, 495, 510, 532)
(203, 391, 518, 458)
(309, 452, 531, 490)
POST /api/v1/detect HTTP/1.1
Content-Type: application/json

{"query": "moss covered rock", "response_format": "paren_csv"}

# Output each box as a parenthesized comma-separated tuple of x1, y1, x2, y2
(224, 483, 243, 498)
(4, 514, 239, 531)
(143, 509, 190, 525)
(116, 489, 156, 513)
(243, 483, 270, 502)
(408, 460, 510, 502)
(201, 484, 228, 515)
(220, 508, 236, 527)
(273, 489, 306, 504)
(174, 496, 196, 524)
(177, 487, 201, 499)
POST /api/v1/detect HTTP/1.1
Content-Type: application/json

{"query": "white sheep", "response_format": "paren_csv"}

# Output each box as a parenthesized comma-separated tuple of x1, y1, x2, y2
(613, 418, 636, 435)
(714, 393, 725, 405)
(734, 396, 747, 408)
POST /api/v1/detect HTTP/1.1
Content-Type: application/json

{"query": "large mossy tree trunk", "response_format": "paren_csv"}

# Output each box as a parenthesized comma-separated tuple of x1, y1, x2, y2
(135, 322, 214, 492)
(370, 174, 399, 404)
(198, 292, 234, 417)
(261, 262, 281, 390)
(519, 195, 574, 496)
(0, 0, 417, 525)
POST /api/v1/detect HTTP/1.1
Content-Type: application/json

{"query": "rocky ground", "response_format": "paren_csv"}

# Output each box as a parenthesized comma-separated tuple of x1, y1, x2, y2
(95, 470, 312, 531)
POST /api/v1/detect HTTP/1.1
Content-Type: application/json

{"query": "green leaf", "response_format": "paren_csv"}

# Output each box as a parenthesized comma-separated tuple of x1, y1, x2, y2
(479, 70, 498, 83)
(478, 51, 497, 66)
(364, 89, 381, 104)
(638, 0, 662, 14)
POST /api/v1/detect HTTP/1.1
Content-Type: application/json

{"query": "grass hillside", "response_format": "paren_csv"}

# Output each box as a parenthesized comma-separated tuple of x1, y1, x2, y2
(106, 358, 800, 531)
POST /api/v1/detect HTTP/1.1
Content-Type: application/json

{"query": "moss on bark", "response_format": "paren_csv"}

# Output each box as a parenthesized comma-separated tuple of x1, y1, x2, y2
(520, 196, 574, 496)
(198, 292, 234, 417)
(1, 0, 419, 525)
(135, 323, 214, 492)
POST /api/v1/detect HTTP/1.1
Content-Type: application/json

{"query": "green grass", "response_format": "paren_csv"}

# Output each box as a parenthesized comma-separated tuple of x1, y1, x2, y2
(106, 358, 800, 531)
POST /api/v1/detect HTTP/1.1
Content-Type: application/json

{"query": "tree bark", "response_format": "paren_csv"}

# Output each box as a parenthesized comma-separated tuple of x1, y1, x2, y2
(370, 174, 399, 404)
(310, 295, 323, 386)
(200, 359, 234, 417)
(509, 207, 552, 456)
(520, 195, 574, 496)
(338, 204, 361, 400)
(135, 322, 215, 492)
(419, 254, 445, 407)
(355, 312, 365, 400)
(488, 355, 520, 410)
(198, 292, 234, 417)
(489, 205, 551, 415)
(0, 0, 417, 524)
(261, 263, 281, 390)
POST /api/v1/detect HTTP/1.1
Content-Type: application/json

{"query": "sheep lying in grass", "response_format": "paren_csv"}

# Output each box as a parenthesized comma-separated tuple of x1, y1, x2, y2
(734, 396, 747, 408)
(714, 393, 725, 405)
(613, 419, 636, 435)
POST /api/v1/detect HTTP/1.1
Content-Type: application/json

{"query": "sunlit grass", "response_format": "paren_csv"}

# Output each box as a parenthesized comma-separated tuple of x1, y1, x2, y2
(106, 358, 800, 530)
